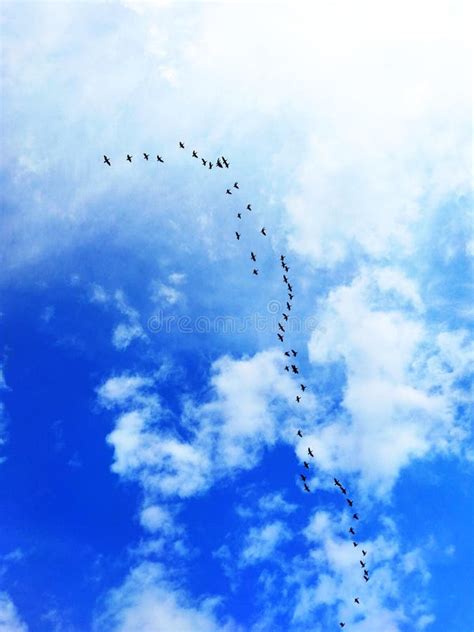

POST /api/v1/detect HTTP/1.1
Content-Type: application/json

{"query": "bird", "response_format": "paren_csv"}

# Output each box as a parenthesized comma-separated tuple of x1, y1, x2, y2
(291, 350, 297, 357)
(179, 141, 185, 148)
(281, 261, 286, 268)
(261, 228, 267, 236)
(362, 550, 367, 556)
(192, 150, 198, 158)
(364, 570, 369, 577)
(353, 513, 359, 520)
(222, 156, 229, 168)
(303, 461, 309, 469)
(283, 275, 288, 283)
(304, 483, 310, 492)
(353, 542, 358, 547)
(278, 323, 285, 332)
(226, 189, 232, 195)
(349, 527, 355, 535)
(360, 561, 366, 568)
(297, 430, 303, 437)
(237, 213, 242, 219)
(354, 598, 360, 605)
(296, 396, 301, 403)
(334, 478, 341, 487)
(286, 302, 292, 311)
(284, 351, 291, 357)
(209, 162, 213, 169)
(144, 153, 149, 160)
(364, 576, 369, 582)
(235, 232, 241, 240)
(284, 365, 289, 371)
(291, 365, 299, 374)
(288, 283, 293, 292)
(234, 182, 239, 189)
(280, 254, 285, 261)
(284, 265, 289, 272)
(126, 154, 132, 162)
(288, 293, 294, 300)
(253, 269, 258, 276)
(340, 624, 345, 629)
(300, 384, 306, 391)
(347, 498, 353, 507)
(300, 474, 307, 481)
(283, 313, 289, 321)
(340, 486, 347, 495)
(157, 155, 164, 163)
(247, 204, 252, 211)
(251, 252, 256, 261)
(278, 334, 284, 342)
(216, 158, 223, 168)
(201, 158, 207, 166)
(103, 155, 111, 166)
(308, 447, 314, 457)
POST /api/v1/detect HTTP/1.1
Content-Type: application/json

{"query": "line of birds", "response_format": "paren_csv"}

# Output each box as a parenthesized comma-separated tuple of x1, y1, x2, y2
(103, 141, 372, 627)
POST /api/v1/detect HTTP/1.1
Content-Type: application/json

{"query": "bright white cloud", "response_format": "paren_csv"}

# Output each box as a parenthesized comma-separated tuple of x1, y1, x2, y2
(94, 561, 239, 632)
(0, 592, 28, 632)
(240, 520, 291, 566)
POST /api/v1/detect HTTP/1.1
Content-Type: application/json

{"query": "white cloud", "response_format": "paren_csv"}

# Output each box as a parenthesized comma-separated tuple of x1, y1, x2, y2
(240, 521, 291, 566)
(139, 504, 175, 534)
(0, 592, 28, 632)
(168, 272, 186, 285)
(306, 268, 472, 495)
(112, 323, 146, 350)
(97, 375, 154, 408)
(94, 561, 239, 632)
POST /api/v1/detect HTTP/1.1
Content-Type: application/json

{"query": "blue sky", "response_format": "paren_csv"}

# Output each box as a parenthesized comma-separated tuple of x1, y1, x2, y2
(0, 1, 473, 631)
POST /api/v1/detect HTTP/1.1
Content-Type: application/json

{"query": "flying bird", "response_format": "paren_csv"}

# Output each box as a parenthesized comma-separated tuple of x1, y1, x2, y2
(284, 265, 289, 272)
(222, 156, 229, 168)
(235, 232, 241, 240)
(362, 550, 367, 556)
(201, 158, 207, 166)
(144, 153, 149, 160)
(304, 483, 310, 492)
(283, 313, 289, 321)
(284, 351, 291, 357)
(247, 204, 252, 211)
(251, 252, 256, 261)
(157, 155, 164, 163)
(364, 576, 369, 582)
(308, 447, 314, 457)
(288, 293, 294, 300)
(280, 254, 285, 261)
(192, 150, 198, 158)
(253, 269, 258, 276)
(334, 478, 341, 487)
(340, 624, 345, 629)
(234, 182, 239, 189)
(179, 141, 185, 148)
(353, 513, 359, 520)
(283, 275, 288, 283)
(300, 384, 306, 391)
(288, 283, 293, 292)
(349, 527, 355, 535)
(103, 155, 111, 166)
(360, 561, 366, 568)
(126, 154, 132, 162)
(285, 365, 289, 371)
(340, 486, 347, 495)
(303, 461, 309, 469)
(353, 542, 358, 547)
(237, 213, 242, 219)
(347, 498, 353, 507)
(354, 598, 360, 605)
(297, 430, 303, 437)
(278, 334, 284, 342)
(261, 227, 267, 236)
(291, 364, 299, 374)
(278, 323, 285, 332)
(226, 189, 232, 195)
(300, 474, 307, 481)
(296, 396, 301, 403)
(286, 302, 292, 311)
(216, 158, 223, 168)
(291, 350, 297, 357)
(209, 162, 213, 169)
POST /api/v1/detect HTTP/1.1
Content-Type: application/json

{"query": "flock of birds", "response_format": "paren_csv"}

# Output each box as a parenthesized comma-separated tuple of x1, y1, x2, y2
(103, 146, 372, 628)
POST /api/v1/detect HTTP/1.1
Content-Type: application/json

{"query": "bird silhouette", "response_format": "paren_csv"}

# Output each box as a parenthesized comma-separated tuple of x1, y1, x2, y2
(157, 155, 164, 163)
(222, 156, 229, 168)
(353, 513, 359, 520)
(304, 483, 310, 492)
(308, 447, 314, 457)
(291, 350, 298, 357)
(144, 153, 149, 160)
(216, 158, 223, 168)
(226, 189, 232, 195)
(209, 161, 213, 169)
(300, 474, 307, 481)
(235, 232, 241, 240)
(261, 227, 267, 236)
(362, 550, 367, 556)
(253, 269, 258, 276)
(283, 275, 288, 283)
(237, 213, 242, 219)
(296, 396, 301, 403)
(179, 141, 185, 148)
(284, 351, 291, 357)
(303, 461, 309, 469)
(103, 155, 111, 166)
(349, 527, 355, 535)
(247, 204, 252, 211)
(278, 334, 284, 342)
(278, 323, 285, 332)
(234, 182, 239, 189)
(250, 252, 256, 261)
(347, 499, 353, 507)
(280, 254, 285, 261)
(288, 293, 294, 300)
(288, 283, 293, 292)
(300, 384, 306, 391)
(353, 542, 358, 547)
(284, 365, 289, 371)
(192, 150, 198, 158)
(291, 365, 299, 374)
(340, 624, 345, 629)
(283, 313, 289, 321)
(286, 302, 292, 311)
(297, 430, 303, 437)
(354, 598, 360, 605)
(360, 560, 366, 568)
(126, 154, 132, 162)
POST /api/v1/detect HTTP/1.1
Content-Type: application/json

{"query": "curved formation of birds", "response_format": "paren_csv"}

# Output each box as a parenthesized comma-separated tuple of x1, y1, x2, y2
(103, 147, 372, 628)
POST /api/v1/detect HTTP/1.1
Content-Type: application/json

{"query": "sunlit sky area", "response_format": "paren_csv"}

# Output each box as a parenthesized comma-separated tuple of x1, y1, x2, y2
(1, 1, 473, 631)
